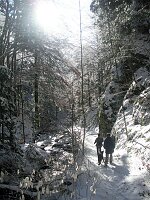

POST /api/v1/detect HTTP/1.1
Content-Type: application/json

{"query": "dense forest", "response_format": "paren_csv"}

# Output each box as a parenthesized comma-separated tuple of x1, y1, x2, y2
(0, 0, 150, 199)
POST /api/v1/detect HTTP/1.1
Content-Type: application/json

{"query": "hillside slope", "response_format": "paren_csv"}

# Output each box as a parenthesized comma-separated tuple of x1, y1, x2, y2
(113, 67, 150, 169)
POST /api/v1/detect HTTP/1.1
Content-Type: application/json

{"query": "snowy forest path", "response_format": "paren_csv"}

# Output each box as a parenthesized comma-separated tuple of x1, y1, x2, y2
(76, 130, 149, 200)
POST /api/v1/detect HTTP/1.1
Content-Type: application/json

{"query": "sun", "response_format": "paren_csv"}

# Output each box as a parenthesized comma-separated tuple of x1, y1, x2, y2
(34, 0, 62, 34)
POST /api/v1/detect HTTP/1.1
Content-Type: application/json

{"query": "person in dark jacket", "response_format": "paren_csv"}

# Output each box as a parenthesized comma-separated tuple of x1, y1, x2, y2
(94, 134, 103, 165)
(104, 133, 115, 166)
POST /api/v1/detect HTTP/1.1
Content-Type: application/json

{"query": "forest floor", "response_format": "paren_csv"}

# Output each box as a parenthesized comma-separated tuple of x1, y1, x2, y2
(72, 129, 150, 200)
(0, 128, 150, 200)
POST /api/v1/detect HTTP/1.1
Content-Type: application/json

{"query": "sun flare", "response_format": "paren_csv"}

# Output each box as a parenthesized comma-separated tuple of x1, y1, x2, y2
(34, 0, 61, 33)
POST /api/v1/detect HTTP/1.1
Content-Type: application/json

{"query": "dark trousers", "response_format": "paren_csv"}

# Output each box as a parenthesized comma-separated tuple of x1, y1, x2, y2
(96, 146, 103, 164)
(97, 146, 102, 155)
(105, 153, 113, 165)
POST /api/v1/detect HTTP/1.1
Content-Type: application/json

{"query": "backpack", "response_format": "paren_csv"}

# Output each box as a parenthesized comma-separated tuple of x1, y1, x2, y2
(96, 137, 103, 147)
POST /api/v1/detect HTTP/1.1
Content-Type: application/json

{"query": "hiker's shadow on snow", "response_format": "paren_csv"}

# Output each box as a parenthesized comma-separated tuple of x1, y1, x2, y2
(112, 155, 130, 179)
(100, 155, 130, 180)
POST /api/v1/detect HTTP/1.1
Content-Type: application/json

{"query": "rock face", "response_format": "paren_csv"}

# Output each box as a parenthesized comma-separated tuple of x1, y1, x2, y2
(99, 78, 129, 135)
(97, 0, 150, 136)
(111, 67, 150, 165)
(99, 62, 135, 135)
(0, 144, 24, 174)
(101, 66, 150, 134)
(25, 144, 48, 171)
(133, 87, 150, 126)
(0, 187, 36, 200)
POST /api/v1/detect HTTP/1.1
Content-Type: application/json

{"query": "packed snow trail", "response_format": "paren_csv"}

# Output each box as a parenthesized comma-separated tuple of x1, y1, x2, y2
(75, 131, 150, 200)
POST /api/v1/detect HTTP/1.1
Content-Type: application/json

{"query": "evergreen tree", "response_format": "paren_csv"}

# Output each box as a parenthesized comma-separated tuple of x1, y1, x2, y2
(90, 0, 150, 134)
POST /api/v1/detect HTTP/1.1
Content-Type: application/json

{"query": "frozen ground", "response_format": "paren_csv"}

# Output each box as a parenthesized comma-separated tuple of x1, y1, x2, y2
(73, 130, 150, 200)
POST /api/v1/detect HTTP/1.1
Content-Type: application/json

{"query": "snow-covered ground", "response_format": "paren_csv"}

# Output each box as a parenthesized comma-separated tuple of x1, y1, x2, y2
(0, 127, 149, 200)
(73, 129, 150, 200)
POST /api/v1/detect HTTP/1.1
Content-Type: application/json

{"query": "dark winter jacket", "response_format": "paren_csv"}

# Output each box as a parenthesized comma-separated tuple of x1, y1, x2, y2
(94, 137, 103, 147)
(104, 136, 115, 154)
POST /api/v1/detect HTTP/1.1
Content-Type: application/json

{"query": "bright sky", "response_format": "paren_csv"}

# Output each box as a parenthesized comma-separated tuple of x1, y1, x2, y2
(33, 0, 94, 44)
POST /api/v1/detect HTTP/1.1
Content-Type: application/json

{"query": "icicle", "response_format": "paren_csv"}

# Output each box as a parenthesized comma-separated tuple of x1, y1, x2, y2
(0, 171, 4, 183)
(73, 173, 77, 181)
(93, 189, 96, 194)
(21, 194, 25, 200)
(46, 185, 50, 194)
(38, 180, 43, 187)
(42, 186, 45, 194)
(37, 191, 41, 200)
(31, 182, 33, 188)
(36, 184, 39, 191)
(19, 182, 22, 188)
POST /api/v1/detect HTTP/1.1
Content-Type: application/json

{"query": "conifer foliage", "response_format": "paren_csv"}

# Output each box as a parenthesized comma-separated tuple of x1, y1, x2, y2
(90, 0, 150, 135)
(0, 0, 72, 144)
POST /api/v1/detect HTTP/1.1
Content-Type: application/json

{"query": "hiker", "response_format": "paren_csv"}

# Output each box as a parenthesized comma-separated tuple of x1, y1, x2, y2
(104, 133, 115, 166)
(111, 135, 116, 144)
(94, 134, 103, 165)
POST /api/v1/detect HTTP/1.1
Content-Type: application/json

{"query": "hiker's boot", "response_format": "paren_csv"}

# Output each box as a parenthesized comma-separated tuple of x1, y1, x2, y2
(105, 154, 109, 166)
(110, 154, 113, 164)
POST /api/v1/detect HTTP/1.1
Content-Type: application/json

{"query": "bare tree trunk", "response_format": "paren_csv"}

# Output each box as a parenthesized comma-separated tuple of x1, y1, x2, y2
(98, 98, 102, 136)
(12, 47, 18, 113)
(71, 103, 75, 161)
(122, 107, 128, 138)
(71, 82, 76, 162)
(79, 0, 86, 155)
(9, 106, 14, 147)
(98, 70, 101, 135)
(0, 0, 9, 65)
(87, 72, 91, 107)
(21, 93, 25, 143)
(1, 115, 4, 143)
(20, 53, 25, 143)
(34, 53, 40, 130)
(106, 7, 119, 80)
(97, 58, 104, 136)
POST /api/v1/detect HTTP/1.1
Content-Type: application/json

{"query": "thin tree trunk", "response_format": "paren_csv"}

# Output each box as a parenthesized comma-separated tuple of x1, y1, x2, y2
(71, 82, 76, 162)
(71, 104, 75, 161)
(0, 0, 9, 65)
(98, 98, 102, 136)
(98, 69, 101, 135)
(79, 0, 86, 155)
(21, 95, 25, 143)
(122, 107, 128, 138)
(20, 53, 25, 143)
(106, 9, 119, 80)
(34, 53, 40, 129)
(97, 59, 104, 136)
(12, 47, 17, 112)
(1, 116, 4, 143)
(87, 72, 91, 107)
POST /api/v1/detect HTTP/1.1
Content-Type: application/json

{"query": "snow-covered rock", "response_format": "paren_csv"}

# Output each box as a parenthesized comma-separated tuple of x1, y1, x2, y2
(25, 144, 48, 171)
(113, 67, 150, 167)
